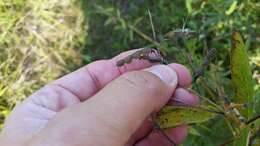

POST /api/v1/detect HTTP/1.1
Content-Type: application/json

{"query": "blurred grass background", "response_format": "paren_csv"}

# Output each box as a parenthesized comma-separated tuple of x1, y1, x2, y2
(0, 0, 86, 127)
(0, 0, 259, 145)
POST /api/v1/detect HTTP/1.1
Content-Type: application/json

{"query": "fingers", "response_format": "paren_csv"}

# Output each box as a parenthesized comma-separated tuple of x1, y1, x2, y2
(125, 66, 194, 145)
(28, 65, 178, 146)
(135, 88, 199, 146)
(51, 49, 192, 102)
(126, 120, 154, 146)
(83, 65, 178, 143)
(52, 49, 154, 101)
(171, 88, 199, 105)
(135, 125, 188, 146)
(169, 63, 192, 87)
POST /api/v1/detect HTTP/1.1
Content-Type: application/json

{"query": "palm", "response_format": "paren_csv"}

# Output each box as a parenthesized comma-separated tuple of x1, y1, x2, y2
(2, 86, 174, 146)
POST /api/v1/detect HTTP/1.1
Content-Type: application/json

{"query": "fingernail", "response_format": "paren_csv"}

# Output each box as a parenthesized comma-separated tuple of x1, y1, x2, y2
(146, 65, 178, 86)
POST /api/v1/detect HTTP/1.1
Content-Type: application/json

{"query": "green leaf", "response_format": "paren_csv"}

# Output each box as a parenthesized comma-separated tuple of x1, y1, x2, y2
(233, 127, 250, 146)
(155, 106, 217, 129)
(230, 31, 254, 119)
(185, 0, 193, 14)
(225, 0, 238, 15)
(188, 126, 201, 136)
(0, 86, 7, 97)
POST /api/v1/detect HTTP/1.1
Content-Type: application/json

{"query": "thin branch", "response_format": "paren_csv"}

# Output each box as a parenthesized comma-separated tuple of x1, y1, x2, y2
(148, 9, 157, 41)
(188, 88, 223, 112)
(224, 117, 237, 138)
(128, 24, 160, 47)
(246, 114, 260, 125)
(193, 48, 217, 81)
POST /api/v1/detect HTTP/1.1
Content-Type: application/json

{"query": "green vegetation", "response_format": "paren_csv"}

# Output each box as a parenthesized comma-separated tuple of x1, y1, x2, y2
(0, 0, 259, 145)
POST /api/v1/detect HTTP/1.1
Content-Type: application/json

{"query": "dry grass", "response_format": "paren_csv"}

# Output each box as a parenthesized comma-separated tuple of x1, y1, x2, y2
(0, 0, 87, 128)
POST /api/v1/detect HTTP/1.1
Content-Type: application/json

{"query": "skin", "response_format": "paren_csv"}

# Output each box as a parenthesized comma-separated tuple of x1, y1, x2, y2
(0, 49, 198, 146)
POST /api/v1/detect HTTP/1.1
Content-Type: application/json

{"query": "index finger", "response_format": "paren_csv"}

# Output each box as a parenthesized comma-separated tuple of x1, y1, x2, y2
(51, 49, 193, 101)
(52, 49, 153, 101)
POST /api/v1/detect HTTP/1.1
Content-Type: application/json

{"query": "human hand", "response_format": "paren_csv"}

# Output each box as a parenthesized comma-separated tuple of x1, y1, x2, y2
(0, 49, 198, 146)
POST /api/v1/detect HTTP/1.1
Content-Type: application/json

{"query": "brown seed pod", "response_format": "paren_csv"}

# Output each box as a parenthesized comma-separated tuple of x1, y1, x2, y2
(116, 48, 167, 67)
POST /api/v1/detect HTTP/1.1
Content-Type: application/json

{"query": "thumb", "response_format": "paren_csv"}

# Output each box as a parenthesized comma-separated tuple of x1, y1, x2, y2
(87, 64, 178, 143)
(28, 65, 178, 146)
